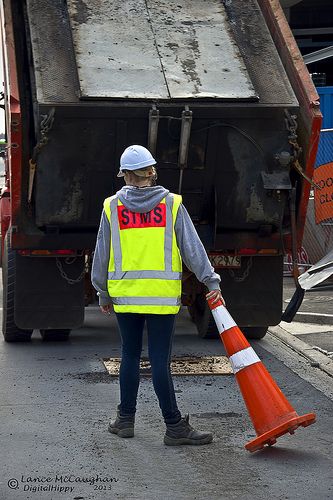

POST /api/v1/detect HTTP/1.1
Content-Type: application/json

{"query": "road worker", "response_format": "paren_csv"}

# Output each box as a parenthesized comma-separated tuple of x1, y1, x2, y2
(92, 145, 224, 446)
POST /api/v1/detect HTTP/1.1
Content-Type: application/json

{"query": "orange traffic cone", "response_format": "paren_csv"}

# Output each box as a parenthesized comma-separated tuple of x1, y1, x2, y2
(207, 298, 316, 452)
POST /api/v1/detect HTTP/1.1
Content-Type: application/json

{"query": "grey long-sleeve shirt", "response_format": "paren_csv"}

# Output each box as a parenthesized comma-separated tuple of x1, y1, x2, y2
(91, 185, 221, 306)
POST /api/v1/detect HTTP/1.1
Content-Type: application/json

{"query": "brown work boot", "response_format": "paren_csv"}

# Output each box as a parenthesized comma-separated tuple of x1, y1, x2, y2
(164, 414, 213, 446)
(108, 406, 135, 438)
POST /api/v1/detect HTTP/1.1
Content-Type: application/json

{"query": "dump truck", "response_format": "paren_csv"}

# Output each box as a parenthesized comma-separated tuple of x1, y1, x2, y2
(0, 0, 322, 342)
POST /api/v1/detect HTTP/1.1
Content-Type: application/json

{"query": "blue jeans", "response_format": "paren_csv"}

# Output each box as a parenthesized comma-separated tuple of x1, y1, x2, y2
(115, 313, 181, 424)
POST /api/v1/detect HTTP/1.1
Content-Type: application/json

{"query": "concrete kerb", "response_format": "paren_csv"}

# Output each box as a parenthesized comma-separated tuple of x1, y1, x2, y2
(268, 325, 333, 378)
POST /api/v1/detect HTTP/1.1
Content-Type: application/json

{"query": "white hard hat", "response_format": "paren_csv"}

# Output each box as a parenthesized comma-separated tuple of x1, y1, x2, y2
(117, 145, 156, 177)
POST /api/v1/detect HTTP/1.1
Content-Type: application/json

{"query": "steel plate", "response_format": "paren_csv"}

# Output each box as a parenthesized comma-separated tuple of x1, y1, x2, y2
(67, 0, 256, 100)
(67, 0, 169, 99)
(145, 0, 257, 99)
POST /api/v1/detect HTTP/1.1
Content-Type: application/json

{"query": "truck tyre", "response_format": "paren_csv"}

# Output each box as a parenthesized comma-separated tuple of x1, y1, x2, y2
(241, 327, 268, 340)
(40, 329, 71, 341)
(188, 294, 219, 339)
(2, 233, 33, 342)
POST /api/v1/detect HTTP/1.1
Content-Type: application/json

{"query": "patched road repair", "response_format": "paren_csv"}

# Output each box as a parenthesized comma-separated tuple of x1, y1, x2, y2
(1, 303, 333, 500)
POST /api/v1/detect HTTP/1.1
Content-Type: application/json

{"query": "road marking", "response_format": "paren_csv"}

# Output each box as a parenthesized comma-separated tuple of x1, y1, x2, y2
(296, 311, 333, 318)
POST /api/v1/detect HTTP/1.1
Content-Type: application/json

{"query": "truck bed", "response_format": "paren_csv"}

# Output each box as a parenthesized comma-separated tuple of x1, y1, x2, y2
(8, 0, 299, 244)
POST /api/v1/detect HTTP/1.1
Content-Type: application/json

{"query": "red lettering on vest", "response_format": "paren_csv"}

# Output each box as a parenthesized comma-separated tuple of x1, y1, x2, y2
(117, 204, 166, 229)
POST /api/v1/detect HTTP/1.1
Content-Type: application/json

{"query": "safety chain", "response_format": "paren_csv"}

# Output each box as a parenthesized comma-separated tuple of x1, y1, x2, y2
(28, 108, 55, 204)
(228, 257, 253, 282)
(284, 109, 320, 189)
(56, 255, 86, 285)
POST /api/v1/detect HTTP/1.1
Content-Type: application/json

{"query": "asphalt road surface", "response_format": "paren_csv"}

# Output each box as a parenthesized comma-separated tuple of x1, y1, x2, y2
(0, 297, 332, 500)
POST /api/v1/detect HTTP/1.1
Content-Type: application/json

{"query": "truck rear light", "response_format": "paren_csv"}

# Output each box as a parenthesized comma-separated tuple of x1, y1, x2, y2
(238, 249, 279, 255)
(237, 248, 257, 255)
(258, 249, 278, 255)
(18, 249, 77, 256)
(53, 250, 77, 255)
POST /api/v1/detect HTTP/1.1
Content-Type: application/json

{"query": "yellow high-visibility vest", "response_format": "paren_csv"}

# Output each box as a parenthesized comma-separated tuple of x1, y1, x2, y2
(103, 193, 182, 314)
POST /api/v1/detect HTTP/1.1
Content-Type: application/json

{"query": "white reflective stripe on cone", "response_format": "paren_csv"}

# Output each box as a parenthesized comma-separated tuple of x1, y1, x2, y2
(211, 305, 236, 333)
(229, 347, 261, 374)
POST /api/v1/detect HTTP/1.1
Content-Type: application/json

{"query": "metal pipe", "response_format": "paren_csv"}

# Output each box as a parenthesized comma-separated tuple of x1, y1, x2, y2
(178, 106, 192, 194)
(148, 105, 160, 156)
(290, 186, 300, 286)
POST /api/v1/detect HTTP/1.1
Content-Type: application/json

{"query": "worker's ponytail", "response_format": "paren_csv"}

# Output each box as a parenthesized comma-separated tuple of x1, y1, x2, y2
(150, 166, 158, 186)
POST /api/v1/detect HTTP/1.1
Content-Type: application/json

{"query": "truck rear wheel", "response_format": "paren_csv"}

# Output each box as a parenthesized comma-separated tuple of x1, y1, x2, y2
(40, 329, 71, 341)
(2, 233, 33, 342)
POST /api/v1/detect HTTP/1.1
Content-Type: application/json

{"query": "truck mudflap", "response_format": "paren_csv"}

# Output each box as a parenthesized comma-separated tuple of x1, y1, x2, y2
(13, 251, 85, 330)
(189, 255, 283, 339)
(222, 255, 284, 326)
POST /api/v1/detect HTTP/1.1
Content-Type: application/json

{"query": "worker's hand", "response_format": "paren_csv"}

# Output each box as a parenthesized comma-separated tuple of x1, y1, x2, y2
(206, 289, 226, 307)
(100, 304, 113, 315)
